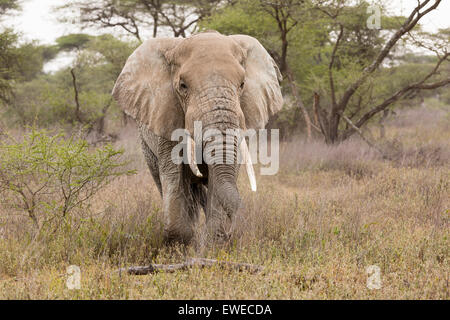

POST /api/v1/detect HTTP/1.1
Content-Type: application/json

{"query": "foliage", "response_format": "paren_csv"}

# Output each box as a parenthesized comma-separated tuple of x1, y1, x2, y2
(0, 128, 135, 230)
(3, 34, 137, 128)
(0, 0, 21, 101)
(0, 32, 58, 103)
(0, 29, 19, 103)
(16, 42, 59, 81)
(1, 0, 449, 138)
(0, 0, 19, 15)
(56, 33, 93, 51)
(58, 0, 222, 39)
(202, 0, 449, 142)
(5, 75, 73, 126)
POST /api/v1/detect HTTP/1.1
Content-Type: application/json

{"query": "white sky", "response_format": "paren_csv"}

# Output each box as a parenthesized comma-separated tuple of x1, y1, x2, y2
(3, 0, 73, 44)
(384, 0, 450, 32)
(2, 0, 148, 44)
(1, 0, 449, 72)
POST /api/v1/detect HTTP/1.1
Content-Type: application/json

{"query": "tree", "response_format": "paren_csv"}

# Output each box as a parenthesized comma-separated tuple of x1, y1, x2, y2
(0, 0, 19, 15)
(204, 0, 449, 143)
(312, 0, 449, 143)
(0, 29, 20, 103)
(59, 0, 147, 40)
(0, 128, 134, 230)
(0, 0, 21, 103)
(203, 0, 318, 140)
(257, 0, 317, 141)
(16, 42, 59, 81)
(59, 0, 222, 40)
(5, 34, 137, 133)
(0, 2, 55, 102)
(56, 33, 93, 51)
(66, 34, 138, 135)
(155, 0, 222, 37)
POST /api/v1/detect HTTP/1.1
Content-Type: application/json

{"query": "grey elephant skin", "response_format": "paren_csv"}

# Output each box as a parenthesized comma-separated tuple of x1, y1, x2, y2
(112, 30, 283, 244)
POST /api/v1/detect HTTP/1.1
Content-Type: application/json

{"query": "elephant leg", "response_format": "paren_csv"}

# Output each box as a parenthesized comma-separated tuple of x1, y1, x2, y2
(140, 136, 162, 196)
(157, 138, 201, 244)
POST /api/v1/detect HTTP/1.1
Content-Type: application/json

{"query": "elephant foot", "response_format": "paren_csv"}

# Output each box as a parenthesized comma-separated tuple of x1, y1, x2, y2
(205, 215, 234, 245)
(163, 227, 195, 246)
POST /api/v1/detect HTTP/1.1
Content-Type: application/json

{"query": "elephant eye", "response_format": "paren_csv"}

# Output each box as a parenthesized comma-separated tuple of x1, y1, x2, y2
(240, 81, 245, 90)
(179, 80, 188, 91)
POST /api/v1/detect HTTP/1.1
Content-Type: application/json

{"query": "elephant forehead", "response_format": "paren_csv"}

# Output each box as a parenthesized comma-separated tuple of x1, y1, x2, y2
(181, 57, 245, 86)
(176, 33, 244, 63)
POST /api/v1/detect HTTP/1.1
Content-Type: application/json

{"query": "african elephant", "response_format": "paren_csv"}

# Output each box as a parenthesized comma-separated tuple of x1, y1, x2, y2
(112, 30, 283, 245)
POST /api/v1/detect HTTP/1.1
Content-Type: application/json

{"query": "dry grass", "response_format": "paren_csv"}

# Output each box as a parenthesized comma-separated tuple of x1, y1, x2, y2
(0, 105, 449, 299)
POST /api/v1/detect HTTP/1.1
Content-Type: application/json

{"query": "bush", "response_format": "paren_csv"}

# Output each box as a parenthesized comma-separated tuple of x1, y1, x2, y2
(0, 128, 135, 231)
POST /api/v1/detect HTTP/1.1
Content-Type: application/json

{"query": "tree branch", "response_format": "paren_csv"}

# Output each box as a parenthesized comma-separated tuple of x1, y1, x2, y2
(348, 52, 450, 134)
(336, 0, 442, 113)
(339, 112, 390, 159)
(329, 24, 344, 110)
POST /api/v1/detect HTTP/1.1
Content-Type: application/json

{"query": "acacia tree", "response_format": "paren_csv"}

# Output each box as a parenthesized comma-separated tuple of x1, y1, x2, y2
(0, 0, 19, 13)
(255, 0, 315, 141)
(0, 0, 21, 103)
(203, 0, 317, 140)
(204, 0, 449, 144)
(312, 0, 449, 143)
(60, 34, 137, 135)
(59, 0, 148, 40)
(6, 34, 136, 135)
(60, 0, 449, 144)
(246, 0, 449, 143)
(59, 0, 222, 40)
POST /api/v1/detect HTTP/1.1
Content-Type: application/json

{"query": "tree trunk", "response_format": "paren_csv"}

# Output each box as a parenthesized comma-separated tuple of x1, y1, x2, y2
(285, 67, 312, 142)
(327, 112, 340, 144)
(70, 69, 82, 123)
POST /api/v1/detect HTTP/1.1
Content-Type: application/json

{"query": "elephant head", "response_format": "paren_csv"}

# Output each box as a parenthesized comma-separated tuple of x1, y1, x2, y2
(112, 31, 283, 241)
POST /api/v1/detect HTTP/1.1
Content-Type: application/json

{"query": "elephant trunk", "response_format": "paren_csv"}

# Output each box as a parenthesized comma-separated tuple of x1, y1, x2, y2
(202, 104, 241, 240)
(204, 138, 241, 240)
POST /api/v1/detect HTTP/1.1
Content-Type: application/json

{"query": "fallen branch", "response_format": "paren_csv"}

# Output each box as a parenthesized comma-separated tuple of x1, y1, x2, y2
(121, 258, 263, 275)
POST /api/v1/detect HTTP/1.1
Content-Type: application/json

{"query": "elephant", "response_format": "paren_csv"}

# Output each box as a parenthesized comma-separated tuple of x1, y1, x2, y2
(112, 30, 283, 245)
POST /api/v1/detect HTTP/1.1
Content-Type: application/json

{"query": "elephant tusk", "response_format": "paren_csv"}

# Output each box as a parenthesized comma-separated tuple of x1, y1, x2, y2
(187, 137, 203, 178)
(240, 138, 257, 192)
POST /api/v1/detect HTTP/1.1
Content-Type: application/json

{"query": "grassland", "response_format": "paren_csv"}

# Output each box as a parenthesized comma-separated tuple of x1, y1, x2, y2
(0, 104, 448, 299)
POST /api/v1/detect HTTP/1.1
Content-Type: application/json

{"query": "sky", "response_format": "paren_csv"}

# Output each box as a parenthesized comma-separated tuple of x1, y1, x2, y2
(1, 0, 449, 71)
(3, 0, 143, 44)
(4, 0, 74, 44)
(385, 0, 450, 32)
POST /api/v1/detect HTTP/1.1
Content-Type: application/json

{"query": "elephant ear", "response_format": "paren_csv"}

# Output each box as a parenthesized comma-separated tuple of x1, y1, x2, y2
(112, 38, 184, 139)
(230, 35, 283, 129)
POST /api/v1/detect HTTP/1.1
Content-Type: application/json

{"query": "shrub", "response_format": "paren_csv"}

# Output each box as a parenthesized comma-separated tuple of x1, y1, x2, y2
(0, 128, 135, 231)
